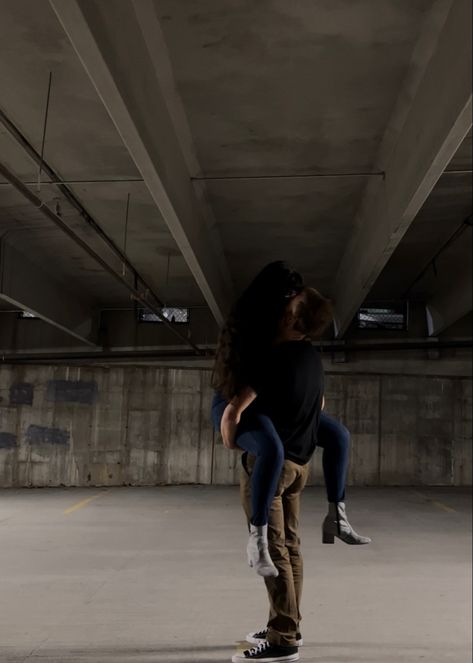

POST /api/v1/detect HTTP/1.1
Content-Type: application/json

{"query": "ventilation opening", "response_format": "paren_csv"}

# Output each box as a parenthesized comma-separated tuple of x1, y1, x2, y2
(18, 310, 39, 320)
(357, 302, 408, 331)
(138, 307, 189, 324)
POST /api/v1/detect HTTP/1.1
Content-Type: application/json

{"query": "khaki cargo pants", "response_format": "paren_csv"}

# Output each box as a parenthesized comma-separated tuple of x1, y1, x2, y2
(240, 453, 310, 647)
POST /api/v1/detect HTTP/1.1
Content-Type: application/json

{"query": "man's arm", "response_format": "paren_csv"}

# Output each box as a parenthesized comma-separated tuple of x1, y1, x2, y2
(220, 386, 257, 450)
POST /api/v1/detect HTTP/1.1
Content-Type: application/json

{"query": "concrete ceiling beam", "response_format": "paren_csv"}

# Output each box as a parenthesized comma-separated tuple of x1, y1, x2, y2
(333, 0, 472, 336)
(0, 240, 98, 346)
(50, 0, 233, 327)
(426, 269, 473, 337)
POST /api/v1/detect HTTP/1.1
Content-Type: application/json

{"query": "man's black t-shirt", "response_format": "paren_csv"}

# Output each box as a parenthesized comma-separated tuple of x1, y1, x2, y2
(257, 341, 324, 465)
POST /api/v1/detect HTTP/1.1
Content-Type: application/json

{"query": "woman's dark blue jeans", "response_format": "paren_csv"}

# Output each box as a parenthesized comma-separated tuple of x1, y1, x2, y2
(212, 393, 284, 526)
(212, 395, 351, 525)
(317, 411, 350, 503)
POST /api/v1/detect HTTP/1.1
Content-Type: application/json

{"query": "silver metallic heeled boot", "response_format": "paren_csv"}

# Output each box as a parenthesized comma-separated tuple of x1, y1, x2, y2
(322, 502, 372, 545)
(247, 524, 279, 577)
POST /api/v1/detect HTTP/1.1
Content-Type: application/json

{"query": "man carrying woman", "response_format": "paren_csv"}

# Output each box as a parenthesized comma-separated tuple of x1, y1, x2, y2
(211, 262, 370, 662)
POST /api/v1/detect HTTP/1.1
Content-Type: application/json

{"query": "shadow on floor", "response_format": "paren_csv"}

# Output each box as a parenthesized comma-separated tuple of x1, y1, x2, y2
(25, 643, 236, 662)
(6, 641, 469, 663)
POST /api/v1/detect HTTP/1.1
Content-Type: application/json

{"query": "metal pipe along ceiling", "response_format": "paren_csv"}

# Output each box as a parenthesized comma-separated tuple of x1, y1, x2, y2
(0, 160, 204, 355)
(0, 108, 205, 354)
(0, 108, 150, 292)
(1, 339, 471, 365)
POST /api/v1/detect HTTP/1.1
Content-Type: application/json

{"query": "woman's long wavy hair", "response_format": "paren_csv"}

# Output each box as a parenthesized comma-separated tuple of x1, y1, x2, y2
(212, 262, 304, 400)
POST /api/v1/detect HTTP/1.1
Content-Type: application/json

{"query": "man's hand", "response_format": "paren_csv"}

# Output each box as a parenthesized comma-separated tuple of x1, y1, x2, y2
(220, 403, 240, 450)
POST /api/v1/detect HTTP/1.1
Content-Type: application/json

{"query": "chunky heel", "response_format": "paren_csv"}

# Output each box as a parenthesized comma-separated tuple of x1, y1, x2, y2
(322, 502, 372, 545)
(322, 530, 335, 544)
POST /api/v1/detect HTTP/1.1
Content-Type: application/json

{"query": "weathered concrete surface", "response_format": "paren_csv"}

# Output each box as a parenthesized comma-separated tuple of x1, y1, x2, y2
(0, 0, 203, 308)
(0, 364, 471, 487)
(156, 0, 433, 176)
(0, 0, 470, 344)
(0, 486, 470, 662)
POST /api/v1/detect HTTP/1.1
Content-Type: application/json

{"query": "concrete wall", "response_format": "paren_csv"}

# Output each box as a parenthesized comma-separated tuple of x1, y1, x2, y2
(0, 364, 471, 488)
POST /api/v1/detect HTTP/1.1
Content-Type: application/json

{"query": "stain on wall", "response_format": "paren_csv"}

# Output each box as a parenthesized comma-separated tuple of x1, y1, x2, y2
(9, 382, 34, 406)
(0, 432, 17, 449)
(47, 380, 98, 405)
(25, 425, 70, 446)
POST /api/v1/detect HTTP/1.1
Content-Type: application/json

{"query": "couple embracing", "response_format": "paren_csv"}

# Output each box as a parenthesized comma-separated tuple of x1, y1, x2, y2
(211, 262, 370, 663)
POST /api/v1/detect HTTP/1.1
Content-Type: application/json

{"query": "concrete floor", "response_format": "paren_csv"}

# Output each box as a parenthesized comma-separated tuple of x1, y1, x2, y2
(0, 486, 470, 663)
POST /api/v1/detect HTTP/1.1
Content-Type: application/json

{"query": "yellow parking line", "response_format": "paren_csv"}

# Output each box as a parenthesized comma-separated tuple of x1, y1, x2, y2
(431, 500, 456, 513)
(411, 490, 456, 513)
(64, 490, 110, 515)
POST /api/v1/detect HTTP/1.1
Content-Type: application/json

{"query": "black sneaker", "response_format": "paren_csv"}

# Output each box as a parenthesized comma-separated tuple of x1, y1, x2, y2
(232, 641, 299, 662)
(246, 628, 303, 647)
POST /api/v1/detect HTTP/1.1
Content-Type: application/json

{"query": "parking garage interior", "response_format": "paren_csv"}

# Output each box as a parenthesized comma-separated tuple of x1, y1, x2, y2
(0, 1, 471, 662)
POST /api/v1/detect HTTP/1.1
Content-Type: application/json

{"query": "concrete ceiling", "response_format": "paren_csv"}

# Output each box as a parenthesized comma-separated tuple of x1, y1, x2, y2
(155, 0, 437, 295)
(206, 176, 363, 295)
(156, 0, 434, 176)
(0, 0, 471, 354)
(0, 0, 203, 308)
(370, 129, 472, 301)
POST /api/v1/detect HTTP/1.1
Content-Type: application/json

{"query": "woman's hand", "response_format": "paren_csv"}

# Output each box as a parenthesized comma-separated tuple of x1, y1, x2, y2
(220, 403, 240, 450)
